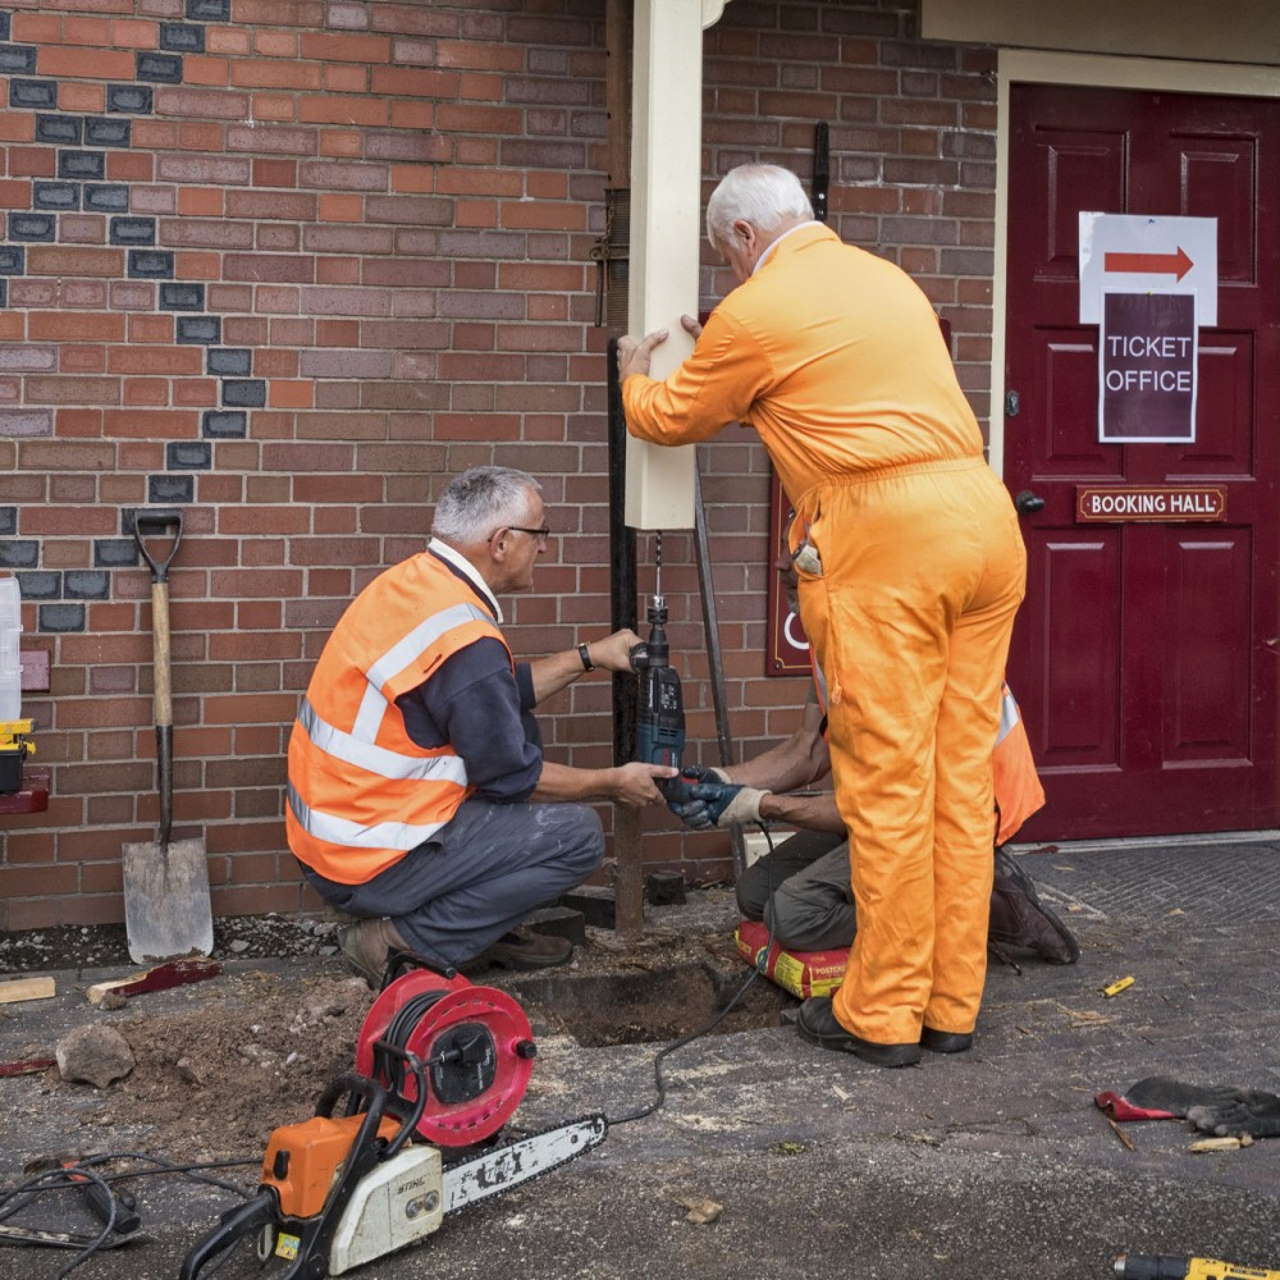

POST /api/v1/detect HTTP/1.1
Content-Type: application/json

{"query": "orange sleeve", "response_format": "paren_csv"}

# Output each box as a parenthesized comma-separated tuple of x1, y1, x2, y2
(622, 306, 774, 446)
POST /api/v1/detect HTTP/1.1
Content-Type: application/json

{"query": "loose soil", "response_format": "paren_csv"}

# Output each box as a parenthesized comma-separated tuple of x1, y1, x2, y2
(1, 900, 767, 1166)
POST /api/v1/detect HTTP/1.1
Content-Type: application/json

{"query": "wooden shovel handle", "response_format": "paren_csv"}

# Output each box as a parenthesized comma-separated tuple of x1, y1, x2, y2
(151, 580, 172, 729)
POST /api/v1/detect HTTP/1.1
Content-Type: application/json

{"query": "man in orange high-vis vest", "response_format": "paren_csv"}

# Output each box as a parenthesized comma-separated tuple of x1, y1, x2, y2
(288, 466, 676, 985)
(620, 164, 1027, 1066)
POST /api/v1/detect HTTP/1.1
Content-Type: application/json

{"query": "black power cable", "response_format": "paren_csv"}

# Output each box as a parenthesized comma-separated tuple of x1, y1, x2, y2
(607, 817, 779, 1127)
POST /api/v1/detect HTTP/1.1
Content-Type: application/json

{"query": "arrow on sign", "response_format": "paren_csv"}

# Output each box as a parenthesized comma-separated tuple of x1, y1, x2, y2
(1104, 246, 1194, 281)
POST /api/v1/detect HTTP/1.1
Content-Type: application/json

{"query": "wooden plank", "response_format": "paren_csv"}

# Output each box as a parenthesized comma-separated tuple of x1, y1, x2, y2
(0, 976, 55, 1004)
(86, 957, 221, 1007)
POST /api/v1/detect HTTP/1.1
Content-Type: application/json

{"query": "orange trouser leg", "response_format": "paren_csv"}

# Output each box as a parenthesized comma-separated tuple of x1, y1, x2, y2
(796, 461, 1025, 1045)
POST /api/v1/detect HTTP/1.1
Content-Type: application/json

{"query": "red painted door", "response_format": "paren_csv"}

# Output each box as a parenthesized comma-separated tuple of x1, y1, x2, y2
(1004, 83, 1279, 840)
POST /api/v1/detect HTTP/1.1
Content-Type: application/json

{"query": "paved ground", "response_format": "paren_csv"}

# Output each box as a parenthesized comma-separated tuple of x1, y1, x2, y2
(1, 838, 1278, 1279)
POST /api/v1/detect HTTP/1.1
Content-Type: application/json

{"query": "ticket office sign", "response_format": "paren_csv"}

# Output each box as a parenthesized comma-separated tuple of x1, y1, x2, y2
(1099, 291, 1197, 444)
(1075, 485, 1226, 523)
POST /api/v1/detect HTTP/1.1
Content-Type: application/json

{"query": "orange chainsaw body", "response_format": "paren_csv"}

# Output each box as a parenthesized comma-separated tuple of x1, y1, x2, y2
(260, 1113, 400, 1220)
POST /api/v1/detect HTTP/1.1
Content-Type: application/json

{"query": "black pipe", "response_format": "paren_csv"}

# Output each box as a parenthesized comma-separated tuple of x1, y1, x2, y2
(606, 338, 638, 766)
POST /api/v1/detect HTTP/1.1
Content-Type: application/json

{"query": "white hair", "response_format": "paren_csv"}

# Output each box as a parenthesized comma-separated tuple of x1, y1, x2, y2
(431, 466, 541, 543)
(705, 164, 814, 251)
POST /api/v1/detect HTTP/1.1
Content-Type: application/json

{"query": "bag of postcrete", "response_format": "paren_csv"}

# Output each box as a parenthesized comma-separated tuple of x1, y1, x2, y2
(734, 920, 848, 999)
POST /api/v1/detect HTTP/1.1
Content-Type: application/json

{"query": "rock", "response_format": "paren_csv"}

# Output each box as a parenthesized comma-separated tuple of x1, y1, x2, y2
(675, 1196, 723, 1225)
(55, 1024, 135, 1088)
(97, 991, 127, 1011)
(228, 940, 250, 954)
(319, 945, 338, 956)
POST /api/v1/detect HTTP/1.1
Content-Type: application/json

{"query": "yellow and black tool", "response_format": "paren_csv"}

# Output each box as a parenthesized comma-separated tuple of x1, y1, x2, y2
(0, 718, 34, 795)
(1115, 1254, 1280, 1279)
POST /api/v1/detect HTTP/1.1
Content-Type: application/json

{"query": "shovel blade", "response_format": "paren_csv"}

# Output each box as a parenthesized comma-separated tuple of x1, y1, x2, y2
(121, 838, 214, 964)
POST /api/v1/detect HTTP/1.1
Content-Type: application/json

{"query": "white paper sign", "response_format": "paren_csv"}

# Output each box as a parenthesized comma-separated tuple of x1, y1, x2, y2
(1078, 213, 1217, 326)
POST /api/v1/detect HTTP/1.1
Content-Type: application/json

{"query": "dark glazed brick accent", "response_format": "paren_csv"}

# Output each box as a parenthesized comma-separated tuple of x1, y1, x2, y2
(0, 45, 37, 74)
(39, 603, 85, 633)
(202, 410, 246, 438)
(64, 570, 110, 600)
(94, 538, 139, 568)
(0, 281, 5, 308)
(36, 114, 80, 144)
(0, 509, 14, 537)
(84, 184, 129, 213)
(0, 246, 25, 274)
(176, 315, 220, 344)
(207, 348, 251, 376)
(160, 282, 204, 311)
(8, 213, 54, 242)
(222, 379, 266, 408)
(167, 441, 212, 470)
(108, 84, 153, 114)
(188, 0, 229, 18)
(160, 23, 204, 52)
(136, 51, 183, 83)
(85, 117, 132, 148)
(34, 181, 79, 211)
(10, 79, 56, 109)
(109, 216, 156, 245)
(128, 249, 174, 278)
(121, 506, 182, 535)
(0, 15, 10, 40)
(148, 475, 194, 504)
(17, 571, 60, 599)
(58, 151, 105, 180)
(0, 540, 38, 568)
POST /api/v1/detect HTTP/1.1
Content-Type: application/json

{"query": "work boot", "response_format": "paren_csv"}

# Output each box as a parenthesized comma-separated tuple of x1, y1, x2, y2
(988, 845, 1081, 965)
(338, 917, 408, 989)
(467, 927, 573, 972)
(796, 997, 921, 1068)
(920, 1027, 973, 1054)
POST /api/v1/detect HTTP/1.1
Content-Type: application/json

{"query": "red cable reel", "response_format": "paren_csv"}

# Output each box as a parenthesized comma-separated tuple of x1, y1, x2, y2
(354, 968, 537, 1147)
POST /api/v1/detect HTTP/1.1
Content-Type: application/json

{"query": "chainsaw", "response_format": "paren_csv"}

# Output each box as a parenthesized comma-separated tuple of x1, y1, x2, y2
(179, 954, 607, 1278)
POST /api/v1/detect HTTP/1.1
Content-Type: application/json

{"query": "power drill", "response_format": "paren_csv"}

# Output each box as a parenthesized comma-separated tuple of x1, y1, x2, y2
(630, 594, 684, 795)
(1115, 1255, 1280, 1279)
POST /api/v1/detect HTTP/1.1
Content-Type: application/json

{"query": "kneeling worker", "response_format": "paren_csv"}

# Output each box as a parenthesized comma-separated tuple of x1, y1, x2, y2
(286, 465, 676, 984)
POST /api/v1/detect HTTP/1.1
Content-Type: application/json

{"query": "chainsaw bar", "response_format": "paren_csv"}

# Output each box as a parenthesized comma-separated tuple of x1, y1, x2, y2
(443, 1114, 607, 1216)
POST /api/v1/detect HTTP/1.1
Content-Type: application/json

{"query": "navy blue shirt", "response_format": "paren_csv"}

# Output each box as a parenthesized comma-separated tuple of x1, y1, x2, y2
(394, 557, 542, 803)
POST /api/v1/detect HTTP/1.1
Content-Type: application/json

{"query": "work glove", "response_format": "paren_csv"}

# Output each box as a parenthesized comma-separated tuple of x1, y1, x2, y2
(668, 780, 769, 830)
(658, 764, 728, 808)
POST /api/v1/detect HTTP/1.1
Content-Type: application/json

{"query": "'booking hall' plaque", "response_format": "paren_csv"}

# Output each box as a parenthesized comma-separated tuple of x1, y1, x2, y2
(1075, 485, 1226, 523)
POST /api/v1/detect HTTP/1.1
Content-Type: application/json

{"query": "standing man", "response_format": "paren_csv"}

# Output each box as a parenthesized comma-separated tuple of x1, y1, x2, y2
(619, 164, 1027, 1066)
(286, 466, 675, 985)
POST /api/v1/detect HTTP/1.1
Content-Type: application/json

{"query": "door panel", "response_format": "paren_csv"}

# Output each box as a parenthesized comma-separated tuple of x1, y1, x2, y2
(1005, 83, 1279, 838)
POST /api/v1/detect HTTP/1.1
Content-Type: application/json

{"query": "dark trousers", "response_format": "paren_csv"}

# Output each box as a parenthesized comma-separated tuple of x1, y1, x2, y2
(735, 829, 856, 952)
(303, 798, 604, 967)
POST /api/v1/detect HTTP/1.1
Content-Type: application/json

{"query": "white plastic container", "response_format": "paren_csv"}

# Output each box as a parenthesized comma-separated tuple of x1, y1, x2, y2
(0, 576, 21, 723)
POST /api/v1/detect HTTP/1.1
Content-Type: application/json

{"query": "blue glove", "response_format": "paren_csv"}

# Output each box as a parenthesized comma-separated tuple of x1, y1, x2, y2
(667, 780, 768, 830)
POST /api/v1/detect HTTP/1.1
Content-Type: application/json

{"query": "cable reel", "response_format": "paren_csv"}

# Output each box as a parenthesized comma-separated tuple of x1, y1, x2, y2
(354, 967, 537, 1148)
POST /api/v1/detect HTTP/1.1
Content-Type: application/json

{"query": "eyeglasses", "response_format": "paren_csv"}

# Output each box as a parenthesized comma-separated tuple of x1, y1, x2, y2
(504, 525, 552, 547)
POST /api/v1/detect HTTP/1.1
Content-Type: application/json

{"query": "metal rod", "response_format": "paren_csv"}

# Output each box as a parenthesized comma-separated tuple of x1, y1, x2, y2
(693, 465, 746, 878)
(606, 337, 644, 939)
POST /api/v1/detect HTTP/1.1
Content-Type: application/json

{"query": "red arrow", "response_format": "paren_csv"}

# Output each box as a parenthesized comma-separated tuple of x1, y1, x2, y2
(1104, 246, 1194, 281)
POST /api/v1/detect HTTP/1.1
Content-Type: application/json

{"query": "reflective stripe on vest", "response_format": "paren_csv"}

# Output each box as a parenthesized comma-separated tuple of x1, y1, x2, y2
(351, 601, 493, 741)
(297, 697, 469, 786)
(286, 781, 448, 853)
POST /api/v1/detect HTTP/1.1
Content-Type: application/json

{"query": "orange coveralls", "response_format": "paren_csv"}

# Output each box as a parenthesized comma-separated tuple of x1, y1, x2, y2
(624, 223, 1026, 1044)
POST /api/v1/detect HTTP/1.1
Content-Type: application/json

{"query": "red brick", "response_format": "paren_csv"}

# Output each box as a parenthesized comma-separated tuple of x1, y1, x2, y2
(38, 46, 135, 79)
(319, 193, 363, 222)
(299, 31, 391, 62)
(298, 95, 389, 126)
(155, 86, 251, 120)
(9, 147, 56, 177)
(0, 180, 33, 208)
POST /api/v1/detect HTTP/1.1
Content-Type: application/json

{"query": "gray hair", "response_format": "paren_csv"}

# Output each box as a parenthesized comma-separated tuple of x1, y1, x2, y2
(431, 466, 541, 543)
(705, 164, 814, 251)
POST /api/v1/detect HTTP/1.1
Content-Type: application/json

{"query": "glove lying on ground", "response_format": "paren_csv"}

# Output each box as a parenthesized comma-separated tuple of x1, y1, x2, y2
(1095, 1075, 1280, 1138)
(666, 778, 769, 829)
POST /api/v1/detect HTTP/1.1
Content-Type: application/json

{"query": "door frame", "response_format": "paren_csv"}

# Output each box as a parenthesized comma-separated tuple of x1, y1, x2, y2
(990, 49, 1280, 478)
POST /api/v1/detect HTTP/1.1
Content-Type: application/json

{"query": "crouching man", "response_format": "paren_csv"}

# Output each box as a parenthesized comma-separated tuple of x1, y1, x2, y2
(286, 465, 675, 984)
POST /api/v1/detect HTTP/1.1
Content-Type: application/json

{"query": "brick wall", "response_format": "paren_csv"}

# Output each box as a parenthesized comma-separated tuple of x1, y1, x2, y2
(0, 0, 992, 931)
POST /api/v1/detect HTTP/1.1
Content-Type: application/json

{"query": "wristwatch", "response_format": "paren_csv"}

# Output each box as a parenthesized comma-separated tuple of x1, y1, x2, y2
(577, 642, 595, 672)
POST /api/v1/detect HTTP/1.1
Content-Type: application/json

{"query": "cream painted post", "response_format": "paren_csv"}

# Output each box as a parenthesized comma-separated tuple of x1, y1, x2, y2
(625, 0, 728, 530)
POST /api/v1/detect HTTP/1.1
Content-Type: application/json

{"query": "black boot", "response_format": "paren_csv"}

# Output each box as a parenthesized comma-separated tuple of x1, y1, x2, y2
(920, 1027, 973, 1054)
(797, 997, 921, 1067)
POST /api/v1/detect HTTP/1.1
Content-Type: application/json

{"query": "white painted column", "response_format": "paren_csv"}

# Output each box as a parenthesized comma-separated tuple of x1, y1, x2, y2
(625, 0, 727, 530)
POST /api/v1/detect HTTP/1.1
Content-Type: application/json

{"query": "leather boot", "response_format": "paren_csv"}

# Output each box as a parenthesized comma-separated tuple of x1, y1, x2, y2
(338, 917, 407, 989)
